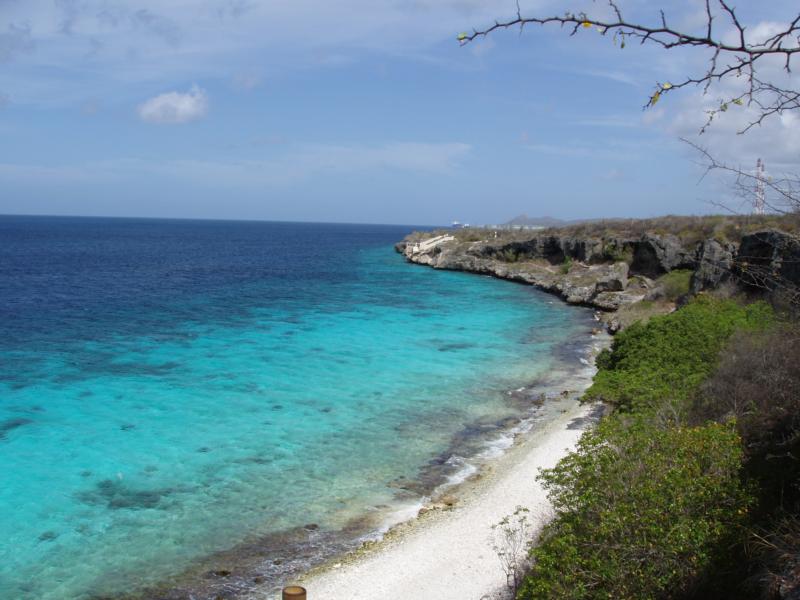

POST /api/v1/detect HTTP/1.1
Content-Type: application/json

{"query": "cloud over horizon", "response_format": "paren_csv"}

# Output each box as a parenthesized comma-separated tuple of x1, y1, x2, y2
(137, 85, 208, 124)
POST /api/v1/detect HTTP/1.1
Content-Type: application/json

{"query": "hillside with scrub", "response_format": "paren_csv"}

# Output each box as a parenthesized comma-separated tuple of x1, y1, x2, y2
(519, 297, 800, 599)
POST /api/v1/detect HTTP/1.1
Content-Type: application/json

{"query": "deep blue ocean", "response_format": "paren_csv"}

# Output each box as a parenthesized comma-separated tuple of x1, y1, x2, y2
(0, 216, 594, 599)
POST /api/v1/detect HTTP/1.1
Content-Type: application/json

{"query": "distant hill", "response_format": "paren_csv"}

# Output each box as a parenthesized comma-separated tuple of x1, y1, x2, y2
(502, 214, 569, 228)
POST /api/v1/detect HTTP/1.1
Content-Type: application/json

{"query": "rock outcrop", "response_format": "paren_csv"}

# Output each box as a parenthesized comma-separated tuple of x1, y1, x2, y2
(631, 234, 695, 278)
(691, 239, 737, 293)
(735, 230, 800, 300)
(400, 234, 643, 312)
(398, 228, 800, 330)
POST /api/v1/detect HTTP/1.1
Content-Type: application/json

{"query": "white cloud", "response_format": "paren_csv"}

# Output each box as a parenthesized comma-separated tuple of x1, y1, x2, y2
(653, 41, 800, 174)
(0, 0, 517, 101)
(670, 100, 800, 172)
(137, 84, 208, 124)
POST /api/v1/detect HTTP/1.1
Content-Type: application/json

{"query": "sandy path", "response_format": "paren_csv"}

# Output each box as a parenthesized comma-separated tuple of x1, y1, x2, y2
(297, 402, 594, 600)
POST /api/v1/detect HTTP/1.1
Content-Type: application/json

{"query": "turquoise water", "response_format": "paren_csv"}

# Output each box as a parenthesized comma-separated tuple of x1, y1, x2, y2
(0, 217, 592, 599)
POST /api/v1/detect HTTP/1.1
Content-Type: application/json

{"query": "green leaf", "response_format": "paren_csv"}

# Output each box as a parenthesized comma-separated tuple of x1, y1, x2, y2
(651, 90, 661, 105)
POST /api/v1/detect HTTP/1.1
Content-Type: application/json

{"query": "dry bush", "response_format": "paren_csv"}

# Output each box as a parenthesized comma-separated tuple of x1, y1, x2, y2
(746, 515, 800, 600)
(544, 214, 800, 244)
(691, 326, 800, 452)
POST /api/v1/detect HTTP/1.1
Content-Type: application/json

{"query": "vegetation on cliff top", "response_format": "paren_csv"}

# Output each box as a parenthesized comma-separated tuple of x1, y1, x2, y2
(586, 297, 773, 411)
(405, 214, 800, 247)
(517, 297, 799, 600)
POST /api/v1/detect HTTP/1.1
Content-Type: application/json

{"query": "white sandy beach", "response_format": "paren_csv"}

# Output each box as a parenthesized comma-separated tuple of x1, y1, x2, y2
(294, 401, 597, 600)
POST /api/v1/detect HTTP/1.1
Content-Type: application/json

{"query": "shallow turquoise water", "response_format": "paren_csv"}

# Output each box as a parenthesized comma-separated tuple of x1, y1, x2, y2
(0, 218, 591, 599)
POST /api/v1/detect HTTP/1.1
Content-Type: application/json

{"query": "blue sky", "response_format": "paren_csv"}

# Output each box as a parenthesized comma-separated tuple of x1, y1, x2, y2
(0, 0, 797, 225)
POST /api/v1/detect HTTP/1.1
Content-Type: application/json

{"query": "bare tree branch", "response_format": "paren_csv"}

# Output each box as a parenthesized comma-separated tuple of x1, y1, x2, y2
(460, 0, 800, 133)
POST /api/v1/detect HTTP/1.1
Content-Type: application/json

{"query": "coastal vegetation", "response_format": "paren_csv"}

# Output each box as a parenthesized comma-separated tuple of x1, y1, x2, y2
(517, 296, 800, 599)
(399, 217, 800, 597)
(522, 418, 749, 599)
(656, 269, 692, 301)
(586, 297, 773, 412)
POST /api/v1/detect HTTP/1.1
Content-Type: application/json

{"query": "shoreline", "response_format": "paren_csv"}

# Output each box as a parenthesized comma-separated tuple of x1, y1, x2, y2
(113, 299, 605, 600)
(294, 397, 603, 600)
(273, 332, 609, 600)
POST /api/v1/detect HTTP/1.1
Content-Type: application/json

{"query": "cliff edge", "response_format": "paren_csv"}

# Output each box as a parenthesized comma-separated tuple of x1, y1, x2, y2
(396, 223, 800, 332)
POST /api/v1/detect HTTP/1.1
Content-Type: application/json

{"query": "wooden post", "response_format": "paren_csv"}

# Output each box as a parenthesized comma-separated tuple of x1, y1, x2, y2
(282, 585, 307, 600)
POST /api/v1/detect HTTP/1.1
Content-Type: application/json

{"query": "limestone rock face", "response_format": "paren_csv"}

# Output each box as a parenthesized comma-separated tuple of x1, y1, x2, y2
(595, 262, 629, 292)
(592, 291, 647, 311)
(735, 230, 800, 294)
(465, 235, 610, 265)
(691, 239, 737, 293)
(397, 227, 799, 333)
(403, 235, 639, 313)
(631, 234, 695, 278)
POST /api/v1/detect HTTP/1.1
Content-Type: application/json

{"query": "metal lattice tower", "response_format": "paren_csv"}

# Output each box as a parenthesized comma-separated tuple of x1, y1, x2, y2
(754, 158, 766, 215)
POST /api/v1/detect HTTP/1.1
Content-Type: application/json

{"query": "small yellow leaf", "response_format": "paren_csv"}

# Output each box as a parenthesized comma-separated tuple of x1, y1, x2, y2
(457, 32, 467, 41)
(662, 82, 673, 90)
(582, 21, 592, 28)
(733, 98, 744, 106)
(651, 91, 661, 105)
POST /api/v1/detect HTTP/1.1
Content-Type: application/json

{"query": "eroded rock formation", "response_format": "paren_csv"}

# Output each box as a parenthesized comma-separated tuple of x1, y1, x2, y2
(397, 228, 800, 330)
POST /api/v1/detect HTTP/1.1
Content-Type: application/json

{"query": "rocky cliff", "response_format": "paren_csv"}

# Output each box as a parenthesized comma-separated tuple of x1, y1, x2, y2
(396, 228, 800, 330)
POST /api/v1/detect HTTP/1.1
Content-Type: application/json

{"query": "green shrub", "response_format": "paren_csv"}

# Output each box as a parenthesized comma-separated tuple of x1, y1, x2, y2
(559, 256, 573, 275)
(519, 419, 752, 600)
(511, 298, 781, 600)
(691, 326, 800, 445)
(586, 297, 774, 411)
(603, 242, 633, 264)
(657, 269, 693, 301)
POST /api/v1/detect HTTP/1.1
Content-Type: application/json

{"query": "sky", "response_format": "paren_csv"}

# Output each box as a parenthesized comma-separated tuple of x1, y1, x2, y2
(0, 0, 798, 225)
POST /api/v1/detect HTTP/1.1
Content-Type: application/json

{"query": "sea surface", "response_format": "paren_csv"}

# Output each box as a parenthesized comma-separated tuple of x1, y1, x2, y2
(0, 216, 595, 599)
